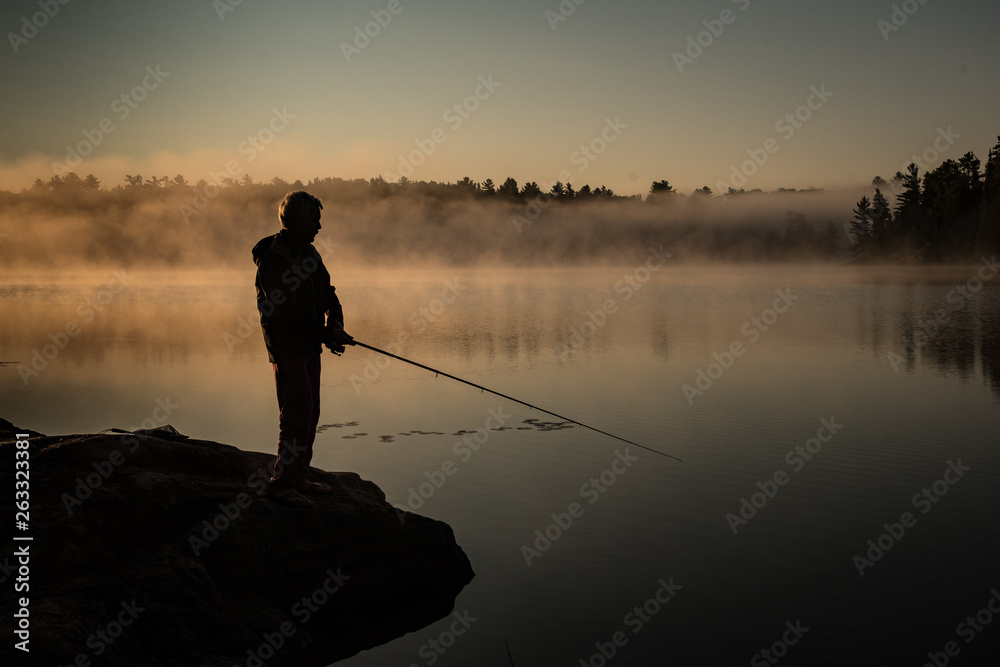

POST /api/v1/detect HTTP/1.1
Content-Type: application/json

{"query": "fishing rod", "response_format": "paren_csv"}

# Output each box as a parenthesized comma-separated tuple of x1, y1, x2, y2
(348, 340, 681, 462)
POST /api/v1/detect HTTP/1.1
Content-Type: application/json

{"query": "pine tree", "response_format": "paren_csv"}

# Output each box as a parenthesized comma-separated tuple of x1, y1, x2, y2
(923, 159, 979, 257)
(520, 181, 541, 199)
(647, 180, 675, 204)
(979, 137, 1000, 253)
(456, 176, 477, 193)
(870, 189, 891, 254)
(498, 177, 519, 198)
(849, 196, 872, 259)
(892, 163, 922, 250)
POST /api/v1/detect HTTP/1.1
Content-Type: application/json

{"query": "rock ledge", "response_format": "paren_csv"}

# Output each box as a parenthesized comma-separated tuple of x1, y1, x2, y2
(0, 421, 474, 666)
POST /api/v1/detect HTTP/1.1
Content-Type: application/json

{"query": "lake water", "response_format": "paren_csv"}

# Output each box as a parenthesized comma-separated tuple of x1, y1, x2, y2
(3, 264, 999, 665)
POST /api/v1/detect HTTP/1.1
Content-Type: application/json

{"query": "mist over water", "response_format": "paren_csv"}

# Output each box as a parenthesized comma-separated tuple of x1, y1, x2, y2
(4, 265, 998, 391)
(0, 181, 873, 271)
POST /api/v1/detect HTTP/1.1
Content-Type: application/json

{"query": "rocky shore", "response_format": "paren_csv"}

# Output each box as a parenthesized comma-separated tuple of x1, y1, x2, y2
(0, 419, 474, 665)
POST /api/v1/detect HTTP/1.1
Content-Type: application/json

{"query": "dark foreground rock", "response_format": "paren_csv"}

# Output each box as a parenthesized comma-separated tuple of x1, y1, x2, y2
(0, 420, 474, 666)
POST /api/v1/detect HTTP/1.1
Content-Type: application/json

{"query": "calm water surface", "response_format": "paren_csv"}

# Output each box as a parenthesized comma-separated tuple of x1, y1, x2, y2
(2, 266, 999, 665)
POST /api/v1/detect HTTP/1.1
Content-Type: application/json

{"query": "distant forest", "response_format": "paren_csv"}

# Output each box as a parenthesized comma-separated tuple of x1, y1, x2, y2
(1, 136, 997, 267)
(846, 136, 1000, 262)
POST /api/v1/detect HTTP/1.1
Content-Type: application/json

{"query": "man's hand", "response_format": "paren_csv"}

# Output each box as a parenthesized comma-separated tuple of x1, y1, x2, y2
(324, 327, 355, 355)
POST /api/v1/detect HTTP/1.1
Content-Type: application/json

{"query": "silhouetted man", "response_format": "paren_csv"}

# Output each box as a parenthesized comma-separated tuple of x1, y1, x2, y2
(252, 191, 353, 507)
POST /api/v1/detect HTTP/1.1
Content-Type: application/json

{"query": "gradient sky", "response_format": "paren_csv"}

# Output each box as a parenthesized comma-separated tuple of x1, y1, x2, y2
(1, 0, 998, 196)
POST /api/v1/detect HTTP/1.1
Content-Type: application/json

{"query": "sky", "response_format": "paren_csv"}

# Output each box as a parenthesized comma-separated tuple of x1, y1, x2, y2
(1, 0, 998, 196)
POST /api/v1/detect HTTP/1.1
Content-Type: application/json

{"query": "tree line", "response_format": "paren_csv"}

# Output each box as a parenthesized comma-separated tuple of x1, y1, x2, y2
(4, 136, 998, 265)
(20, 172, 634, 203)
(847, 137, 1000, 262)
(19, 169, 835, 205)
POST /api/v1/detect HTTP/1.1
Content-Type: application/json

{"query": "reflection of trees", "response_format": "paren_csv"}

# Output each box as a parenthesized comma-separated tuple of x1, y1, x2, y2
(980, 309, 1000, 397)
(853, 285, 890, 358)
(649, 310, 672, 361)
(921, 305, 976, 381)
(895, 300, 918, 375)
(881, 285, 1000, 398)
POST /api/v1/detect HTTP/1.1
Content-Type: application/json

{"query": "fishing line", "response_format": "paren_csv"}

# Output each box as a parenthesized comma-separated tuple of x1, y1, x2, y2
(350, 340, 681, 462)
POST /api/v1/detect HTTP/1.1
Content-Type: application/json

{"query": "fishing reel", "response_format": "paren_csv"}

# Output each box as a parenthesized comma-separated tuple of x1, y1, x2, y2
(324, 327, 355, 356)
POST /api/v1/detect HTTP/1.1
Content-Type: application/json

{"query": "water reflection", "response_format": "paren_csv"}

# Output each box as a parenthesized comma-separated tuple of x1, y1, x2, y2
(1, 268, 998, 401)
(979, 311, 1000, 396)
(869, 282, 999, 394)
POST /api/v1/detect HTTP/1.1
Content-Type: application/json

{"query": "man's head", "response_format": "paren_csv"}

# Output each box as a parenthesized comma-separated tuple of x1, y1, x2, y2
(279, 191, 323, 246)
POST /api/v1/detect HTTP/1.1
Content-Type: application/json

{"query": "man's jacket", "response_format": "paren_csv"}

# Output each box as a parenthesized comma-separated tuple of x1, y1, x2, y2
(252, 230, 344, 363)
